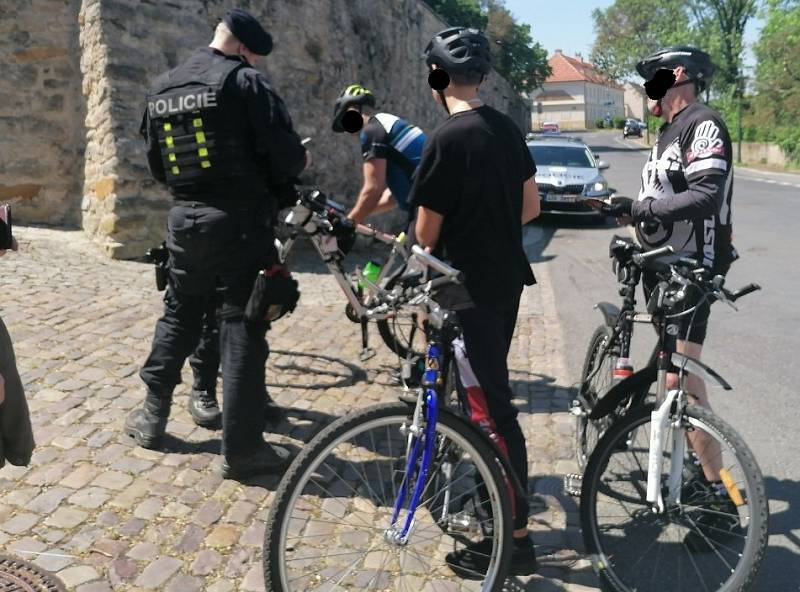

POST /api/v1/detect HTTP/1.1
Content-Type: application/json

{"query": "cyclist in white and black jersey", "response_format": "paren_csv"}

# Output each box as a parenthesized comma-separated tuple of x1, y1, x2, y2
(595, 45, 742, 552)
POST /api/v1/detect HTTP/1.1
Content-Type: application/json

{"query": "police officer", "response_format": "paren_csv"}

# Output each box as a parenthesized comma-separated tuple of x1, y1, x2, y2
(126, 9, 307, 479)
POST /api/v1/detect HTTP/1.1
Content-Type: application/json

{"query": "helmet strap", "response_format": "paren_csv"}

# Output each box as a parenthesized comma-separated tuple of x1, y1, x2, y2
(438, 89, 450, 115)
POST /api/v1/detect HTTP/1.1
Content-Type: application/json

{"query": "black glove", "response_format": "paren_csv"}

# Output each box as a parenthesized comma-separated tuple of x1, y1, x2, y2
(244, 264, 300, 323)
(608, 196, 634, 218)
(331, 217, 356, 256)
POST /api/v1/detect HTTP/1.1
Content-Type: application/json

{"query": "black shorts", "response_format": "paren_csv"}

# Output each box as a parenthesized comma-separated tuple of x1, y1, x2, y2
(642, 263, 730, 352)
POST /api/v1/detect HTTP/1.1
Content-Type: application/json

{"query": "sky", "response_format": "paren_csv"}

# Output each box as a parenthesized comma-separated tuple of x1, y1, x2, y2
(503, 0, 763, 73)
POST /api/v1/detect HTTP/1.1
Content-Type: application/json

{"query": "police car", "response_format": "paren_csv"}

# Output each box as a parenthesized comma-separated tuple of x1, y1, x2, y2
(526, 134, 611, 219)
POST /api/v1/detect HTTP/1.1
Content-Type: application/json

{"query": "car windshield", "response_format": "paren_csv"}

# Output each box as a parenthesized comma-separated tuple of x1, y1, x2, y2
(529, 145, 594, 168)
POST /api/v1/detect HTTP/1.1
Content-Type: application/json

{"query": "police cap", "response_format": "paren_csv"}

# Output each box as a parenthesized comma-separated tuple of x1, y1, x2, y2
(223, 8, 273, 56)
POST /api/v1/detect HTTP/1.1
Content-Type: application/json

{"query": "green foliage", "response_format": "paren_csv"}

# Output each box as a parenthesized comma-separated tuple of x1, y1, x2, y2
(612, 116, 626, 128)
(590, 0, 695, 81)
(595, 118, 606, 129)
(485, 1, 551, 92)
(423, 0, 487, 29)
(422, 0, 551, 93)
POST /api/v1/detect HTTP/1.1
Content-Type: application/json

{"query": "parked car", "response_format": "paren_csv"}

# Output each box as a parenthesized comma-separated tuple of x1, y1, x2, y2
(540, 121, 560, 134)
(528, 135, 611, 220)
(623, 119, 643, 138)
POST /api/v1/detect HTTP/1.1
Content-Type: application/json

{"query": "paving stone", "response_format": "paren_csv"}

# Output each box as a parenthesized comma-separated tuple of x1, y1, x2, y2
(239, 521, 266, 547)
(117, 517, 147, 536)
(108, 558, 138, 586)
(165, 574, 204, 592)
(68, 487, 111, 509)
(27, 486, 72, 514)
(33, 548, 75, 572)
(60, 465, 99, 489)
(194, 500, 224, 526)
(127, 542, 159, 561)
(224, 500, 256, 524)
(6, 536, 47, 556)
(190, 549, 222, 575)
(174, 524, 206, 554)
(205, 524, 240, 548)
(45, 506, 89, 528)
(1, 512, 39, 534)
(133, 497, 163, 520)
(57, 565, 101, 587)
(90, 470, 133, 490)
(134, 556, 182, 589)
(241, 564, 266, 591)
(207, 581, 235, 592)
(76, 581, 114, 592)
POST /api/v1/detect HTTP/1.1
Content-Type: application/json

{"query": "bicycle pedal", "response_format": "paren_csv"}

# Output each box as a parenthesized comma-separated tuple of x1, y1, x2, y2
(563, 473, 582, 497)
(359, 347, 376, 362)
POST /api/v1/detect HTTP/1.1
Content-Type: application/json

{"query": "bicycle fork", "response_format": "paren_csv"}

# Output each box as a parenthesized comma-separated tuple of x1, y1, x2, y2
(646, 357, 686, 512)
(387, 346, 441, 545)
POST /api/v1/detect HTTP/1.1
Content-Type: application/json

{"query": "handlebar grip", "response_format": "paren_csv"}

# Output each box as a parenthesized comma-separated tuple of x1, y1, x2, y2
(730, 283, 761, 302)
(411, 245, 461, 279)
(633, 246, 675, 266)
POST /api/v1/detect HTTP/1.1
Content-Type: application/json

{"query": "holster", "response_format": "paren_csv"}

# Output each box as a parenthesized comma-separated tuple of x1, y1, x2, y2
(145, 242, 170, 291)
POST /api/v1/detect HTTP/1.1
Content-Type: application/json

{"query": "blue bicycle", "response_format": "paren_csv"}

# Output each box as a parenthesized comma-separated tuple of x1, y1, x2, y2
(264, 246, 517, 591)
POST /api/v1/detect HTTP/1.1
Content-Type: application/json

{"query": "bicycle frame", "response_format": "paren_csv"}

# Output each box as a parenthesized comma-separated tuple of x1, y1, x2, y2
(277, 224, 408, 321)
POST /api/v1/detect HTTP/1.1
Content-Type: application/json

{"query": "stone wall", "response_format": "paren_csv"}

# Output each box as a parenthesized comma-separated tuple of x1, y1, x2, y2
(0, 0, 86, 226)
(4, 0, 530, 258)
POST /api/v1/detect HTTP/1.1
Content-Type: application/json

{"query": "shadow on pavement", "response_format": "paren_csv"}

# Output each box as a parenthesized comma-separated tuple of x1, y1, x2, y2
(756, 476, 800, 590)
(266, 349, 367, 390)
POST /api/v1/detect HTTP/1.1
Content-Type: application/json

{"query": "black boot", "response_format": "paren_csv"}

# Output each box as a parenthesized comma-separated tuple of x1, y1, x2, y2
(264, 389, 286, 425)
(124, 392, 171, 450)
(221, 441, 292, 480)
(188, 388, 222, 429)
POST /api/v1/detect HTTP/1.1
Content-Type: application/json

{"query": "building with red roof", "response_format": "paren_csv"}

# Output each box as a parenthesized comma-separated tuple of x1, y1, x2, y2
(529, 50, 625, 130)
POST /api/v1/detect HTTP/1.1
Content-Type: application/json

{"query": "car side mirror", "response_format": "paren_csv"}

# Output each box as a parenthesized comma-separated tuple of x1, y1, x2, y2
(597, 160, 610, 170)
(593, 153, 600, 158)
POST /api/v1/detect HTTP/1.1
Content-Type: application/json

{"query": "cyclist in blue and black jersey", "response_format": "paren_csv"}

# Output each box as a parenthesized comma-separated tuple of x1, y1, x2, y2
(332, 84, 426, 224)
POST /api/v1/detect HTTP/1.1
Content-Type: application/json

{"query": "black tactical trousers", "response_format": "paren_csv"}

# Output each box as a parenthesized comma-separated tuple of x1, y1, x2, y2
(140, 202, 273, 457)
(188, 299, 221, 392)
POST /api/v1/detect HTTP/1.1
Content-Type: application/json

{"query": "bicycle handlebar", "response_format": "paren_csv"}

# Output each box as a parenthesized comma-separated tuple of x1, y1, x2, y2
(725, 282, 761, 302)
(632, 245, 675, 266)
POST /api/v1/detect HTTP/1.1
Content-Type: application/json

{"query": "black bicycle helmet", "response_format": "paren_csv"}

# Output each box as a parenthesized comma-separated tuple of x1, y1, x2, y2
(332, 84, 376, 132)
(636, 46, 715, 92)
(423, 27, 492, 76)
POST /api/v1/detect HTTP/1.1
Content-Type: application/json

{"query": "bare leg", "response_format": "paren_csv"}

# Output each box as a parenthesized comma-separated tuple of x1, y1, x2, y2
(667, 340, 723, 481)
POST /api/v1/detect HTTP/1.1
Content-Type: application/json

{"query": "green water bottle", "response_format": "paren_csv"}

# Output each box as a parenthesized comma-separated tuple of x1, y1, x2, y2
(359, 260, 382, 289)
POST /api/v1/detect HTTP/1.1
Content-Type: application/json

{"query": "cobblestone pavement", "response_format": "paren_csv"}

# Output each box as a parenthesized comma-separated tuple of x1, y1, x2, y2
(0, 226, 598, 591)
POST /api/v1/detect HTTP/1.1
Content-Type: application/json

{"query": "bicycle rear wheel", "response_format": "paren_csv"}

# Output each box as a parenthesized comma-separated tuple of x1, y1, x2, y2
(581, 404, 768, 592)
(376, 275, 427, 360)
(264, 402, 513, 592)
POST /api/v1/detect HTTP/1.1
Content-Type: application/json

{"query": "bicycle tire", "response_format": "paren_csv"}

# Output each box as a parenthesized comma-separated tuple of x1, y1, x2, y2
(581, 404, 768, 592)
(264, 401, 514, 592)
(576, 325, 617, 470)
(376, 274, 427, 360)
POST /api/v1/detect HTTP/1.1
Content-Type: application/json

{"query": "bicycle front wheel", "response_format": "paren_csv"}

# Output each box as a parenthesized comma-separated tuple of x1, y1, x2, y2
(576, 325, 618, 470)
(581, 404, 768, 592)
(264, 402, 513, 592)
(376, 275, 427, 360)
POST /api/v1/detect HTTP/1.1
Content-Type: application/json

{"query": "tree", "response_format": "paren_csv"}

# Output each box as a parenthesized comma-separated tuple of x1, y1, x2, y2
(423, 0, 487, 29)
(750, 0, 800, 159)
(689, 0, 760, 89)
(485, 1, 551, 92)
(590, 0, 695, 81)
(421, 0, 551, 93)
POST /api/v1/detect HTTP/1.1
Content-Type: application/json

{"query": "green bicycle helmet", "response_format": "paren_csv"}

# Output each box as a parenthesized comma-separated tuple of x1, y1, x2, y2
(332, 84, 376, 133)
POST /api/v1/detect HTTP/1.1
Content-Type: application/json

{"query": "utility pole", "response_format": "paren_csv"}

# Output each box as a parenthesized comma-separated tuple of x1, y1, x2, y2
(736, 75, 745, 165)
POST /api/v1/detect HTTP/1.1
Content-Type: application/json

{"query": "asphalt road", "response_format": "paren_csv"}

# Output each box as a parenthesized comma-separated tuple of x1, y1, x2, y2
(523, 130, 800, 591)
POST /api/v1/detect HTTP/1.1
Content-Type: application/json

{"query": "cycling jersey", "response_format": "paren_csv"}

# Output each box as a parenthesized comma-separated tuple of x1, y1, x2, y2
(360, 113, 426, 211)
(633, 102, 737, 268)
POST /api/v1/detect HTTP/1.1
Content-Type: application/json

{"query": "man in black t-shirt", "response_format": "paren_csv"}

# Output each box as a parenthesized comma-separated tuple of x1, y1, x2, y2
(410, 27, 541, 577)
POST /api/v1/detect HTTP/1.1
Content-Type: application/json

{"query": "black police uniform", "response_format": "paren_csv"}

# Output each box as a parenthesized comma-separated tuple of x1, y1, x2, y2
(131, 45, 305, 462)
